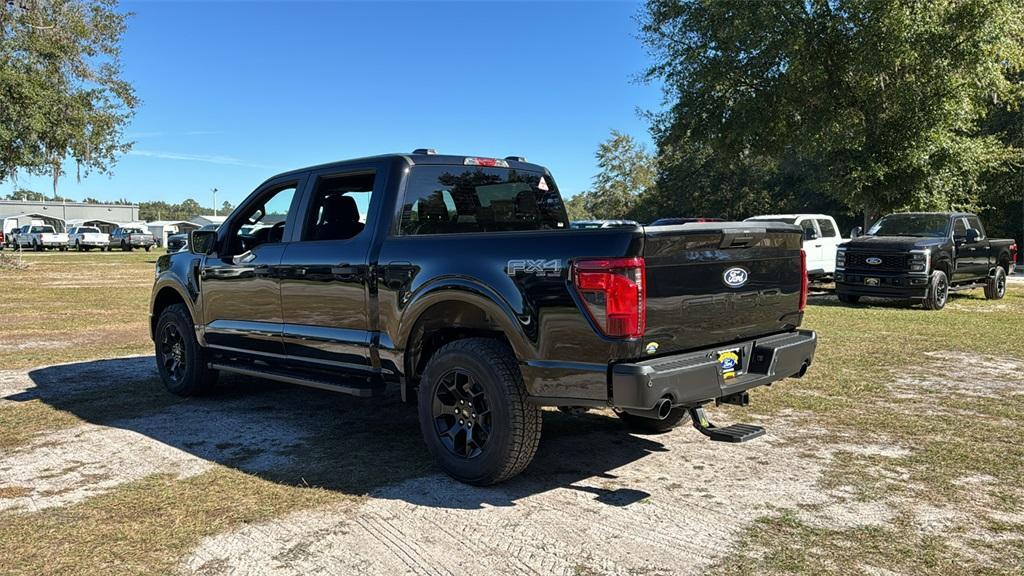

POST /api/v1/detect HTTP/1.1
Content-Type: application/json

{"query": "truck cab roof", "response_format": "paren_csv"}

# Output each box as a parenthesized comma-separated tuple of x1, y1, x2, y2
(271, 152, 550, 182)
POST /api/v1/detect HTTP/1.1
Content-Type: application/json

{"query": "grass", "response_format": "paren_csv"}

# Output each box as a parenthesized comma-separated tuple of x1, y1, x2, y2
(711, 287, 1024, 574)
(0, 250, 156, 370)
(1, 251, 1023, 574)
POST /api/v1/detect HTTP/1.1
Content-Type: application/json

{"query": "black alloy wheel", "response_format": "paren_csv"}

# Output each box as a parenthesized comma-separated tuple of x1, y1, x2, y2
(158, 322, 187, 386)
(432, 368, 492, 459)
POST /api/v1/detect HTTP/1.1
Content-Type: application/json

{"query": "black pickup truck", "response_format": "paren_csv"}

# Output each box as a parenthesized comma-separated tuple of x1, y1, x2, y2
(150, 151, 816, 484)
(836, 212, 1017, 310)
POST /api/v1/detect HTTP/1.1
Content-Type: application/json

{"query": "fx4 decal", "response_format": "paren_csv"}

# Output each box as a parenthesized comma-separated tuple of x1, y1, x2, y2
(507, 259, 562, 278)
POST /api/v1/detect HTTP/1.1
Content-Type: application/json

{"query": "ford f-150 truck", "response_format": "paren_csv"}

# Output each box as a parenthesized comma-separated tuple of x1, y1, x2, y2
(15, 224, 69, 251)
(836, 212, 1016, 310)
(110, 226, 156, 251)
(150, 151, 816, 484)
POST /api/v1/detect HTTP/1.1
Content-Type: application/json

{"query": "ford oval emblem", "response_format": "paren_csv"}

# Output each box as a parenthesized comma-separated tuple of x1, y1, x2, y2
(866, 257, 882, 265)
(723, 267, 749, 288)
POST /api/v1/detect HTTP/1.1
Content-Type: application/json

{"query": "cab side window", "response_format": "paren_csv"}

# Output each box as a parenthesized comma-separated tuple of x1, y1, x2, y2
(799, 219, 817, 240)
(816, 219, 837, 238)
(952, 217, 967, 238)
(966, 216, 985, 239)
(300, 172, 375, 242)
(225, 183, 297, 255)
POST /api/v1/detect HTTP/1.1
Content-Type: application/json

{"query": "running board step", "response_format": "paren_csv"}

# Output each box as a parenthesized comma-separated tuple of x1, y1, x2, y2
(689, 407, 765, 443)
(209, 362, 383, 398)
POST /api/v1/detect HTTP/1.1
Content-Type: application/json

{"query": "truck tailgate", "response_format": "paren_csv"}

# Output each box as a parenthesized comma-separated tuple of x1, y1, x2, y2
(642, 222, 804, 355)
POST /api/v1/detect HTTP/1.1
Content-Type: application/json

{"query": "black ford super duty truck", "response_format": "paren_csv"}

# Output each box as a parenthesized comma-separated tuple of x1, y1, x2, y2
(150, 151, 816, 484)
(836, 212, 1017, 310)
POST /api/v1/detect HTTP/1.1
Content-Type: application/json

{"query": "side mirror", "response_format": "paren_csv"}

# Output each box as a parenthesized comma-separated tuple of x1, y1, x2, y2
(190, 230, 218, 255)
(850, 226, 862, 239)
(804, 228, 819, 241)
(965, 228, 980, 243)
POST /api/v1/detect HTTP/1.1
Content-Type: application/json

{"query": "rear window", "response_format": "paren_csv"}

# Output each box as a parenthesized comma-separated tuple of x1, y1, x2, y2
(31, 226, 55, 233)
(399, 166, 568, 235)
(79, 227, 100, 234)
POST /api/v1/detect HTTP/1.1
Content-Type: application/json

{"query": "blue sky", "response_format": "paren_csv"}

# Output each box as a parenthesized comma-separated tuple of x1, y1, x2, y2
(12, 1, 662, 207)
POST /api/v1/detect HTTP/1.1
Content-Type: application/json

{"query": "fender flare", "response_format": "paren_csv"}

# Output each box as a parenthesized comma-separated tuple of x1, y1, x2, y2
(396, 276, 535, 363)
(150, 279, 199, 340)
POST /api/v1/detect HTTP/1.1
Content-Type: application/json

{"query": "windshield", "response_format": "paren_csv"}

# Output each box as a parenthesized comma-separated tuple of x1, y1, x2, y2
(867, 214, 950, 237)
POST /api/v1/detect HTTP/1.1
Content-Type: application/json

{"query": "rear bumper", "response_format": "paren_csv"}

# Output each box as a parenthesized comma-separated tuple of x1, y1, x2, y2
(835, 271, 930, 299)
(610, 330, 816, 411)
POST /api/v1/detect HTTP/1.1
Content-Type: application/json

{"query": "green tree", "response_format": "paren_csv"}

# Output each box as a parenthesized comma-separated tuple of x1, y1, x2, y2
(641, 0, 1024, 225)
(563, 193, 592, 221)
(0, 0, 138, 194)
(583, 130, 656, 219)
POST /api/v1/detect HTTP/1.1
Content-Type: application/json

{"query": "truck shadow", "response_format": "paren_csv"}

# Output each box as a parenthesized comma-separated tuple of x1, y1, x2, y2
(13, 357, 667, 509)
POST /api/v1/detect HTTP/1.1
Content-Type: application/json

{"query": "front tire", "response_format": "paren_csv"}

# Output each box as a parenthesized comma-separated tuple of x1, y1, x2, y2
(985, 266, 1007, 300)
(155, 303, 218, 396)
(418, 338, 542, 485)
(617, 407, 691, 434)
(922, 270, 949, 310)
(145, 245, 152, 252)
(837, 293, 860, 304)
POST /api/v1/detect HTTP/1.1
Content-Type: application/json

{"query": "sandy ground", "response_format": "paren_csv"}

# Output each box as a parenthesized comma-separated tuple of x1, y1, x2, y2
(1, 352, 1021, 575)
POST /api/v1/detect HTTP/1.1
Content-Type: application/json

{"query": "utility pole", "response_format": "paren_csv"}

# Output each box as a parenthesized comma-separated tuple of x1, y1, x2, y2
(212, 188, 219, 217)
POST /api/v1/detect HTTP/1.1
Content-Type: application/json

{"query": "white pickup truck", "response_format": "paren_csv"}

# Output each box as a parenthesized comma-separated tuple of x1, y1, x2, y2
(68, 226, 110, 251)
(745, 214, 845, 279)
(15, 224, 69, 251)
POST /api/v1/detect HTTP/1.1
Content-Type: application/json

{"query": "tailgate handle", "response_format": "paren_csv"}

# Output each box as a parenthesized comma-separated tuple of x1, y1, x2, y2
(720, 231, 765, 248)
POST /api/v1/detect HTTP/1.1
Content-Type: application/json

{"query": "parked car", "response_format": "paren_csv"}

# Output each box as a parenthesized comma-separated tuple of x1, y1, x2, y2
(109, 226, 156, 251)
(15, 224, 69, 251)
(67, 226, 110, 252)
(1, 218, 21, 250)
(745, 214, 844, 279)
(166, 224, 219, 253)
(649, 217, 724, 225)
(150, 151, 816, 485)
(569, 219, 638, 229)
(835, 212, 1017, 310)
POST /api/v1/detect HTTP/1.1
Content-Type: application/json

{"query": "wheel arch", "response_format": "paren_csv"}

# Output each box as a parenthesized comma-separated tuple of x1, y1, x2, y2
(398, 281, 533, 400)
(150, 284, 195, 340)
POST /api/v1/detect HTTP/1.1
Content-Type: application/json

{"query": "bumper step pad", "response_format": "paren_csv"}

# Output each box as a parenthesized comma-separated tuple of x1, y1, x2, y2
(689, 407, 765, 443)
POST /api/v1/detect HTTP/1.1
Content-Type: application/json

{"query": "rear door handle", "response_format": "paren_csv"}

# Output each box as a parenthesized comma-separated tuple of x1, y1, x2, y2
(332, 265, 357, 277)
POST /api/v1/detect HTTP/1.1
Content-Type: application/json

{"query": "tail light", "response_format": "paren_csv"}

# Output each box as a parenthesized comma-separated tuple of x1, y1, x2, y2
(799, 249, 808, 312)
(571, 257, 646, 338)
(1011, 243, 1018, 263)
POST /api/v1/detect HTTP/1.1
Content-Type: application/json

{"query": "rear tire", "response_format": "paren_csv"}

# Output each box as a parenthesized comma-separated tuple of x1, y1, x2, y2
(837, 293, 860, 304)
(617, 407, 691, 434)
(922, 270, 949, 310)
(984, 266, 1007, 300)
(418, 338, 542, 485)
(145, 245, 152, 252)
(154, 303, 218, 396)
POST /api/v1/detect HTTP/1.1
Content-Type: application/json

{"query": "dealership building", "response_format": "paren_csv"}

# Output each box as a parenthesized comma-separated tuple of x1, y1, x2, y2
(0, 200, 141, 233)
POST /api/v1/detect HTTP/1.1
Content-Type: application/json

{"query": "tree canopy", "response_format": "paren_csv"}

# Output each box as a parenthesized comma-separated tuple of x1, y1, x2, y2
(639, 0, 1024, 226)
(565, 130, 656, 221)
(0, 0, 138, 192)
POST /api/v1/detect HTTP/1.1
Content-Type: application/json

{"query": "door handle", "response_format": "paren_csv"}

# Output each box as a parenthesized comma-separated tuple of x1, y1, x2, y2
(331, 265, 357, 277)
(814, 244, 822, 248)
(253, 265, 272, 277)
